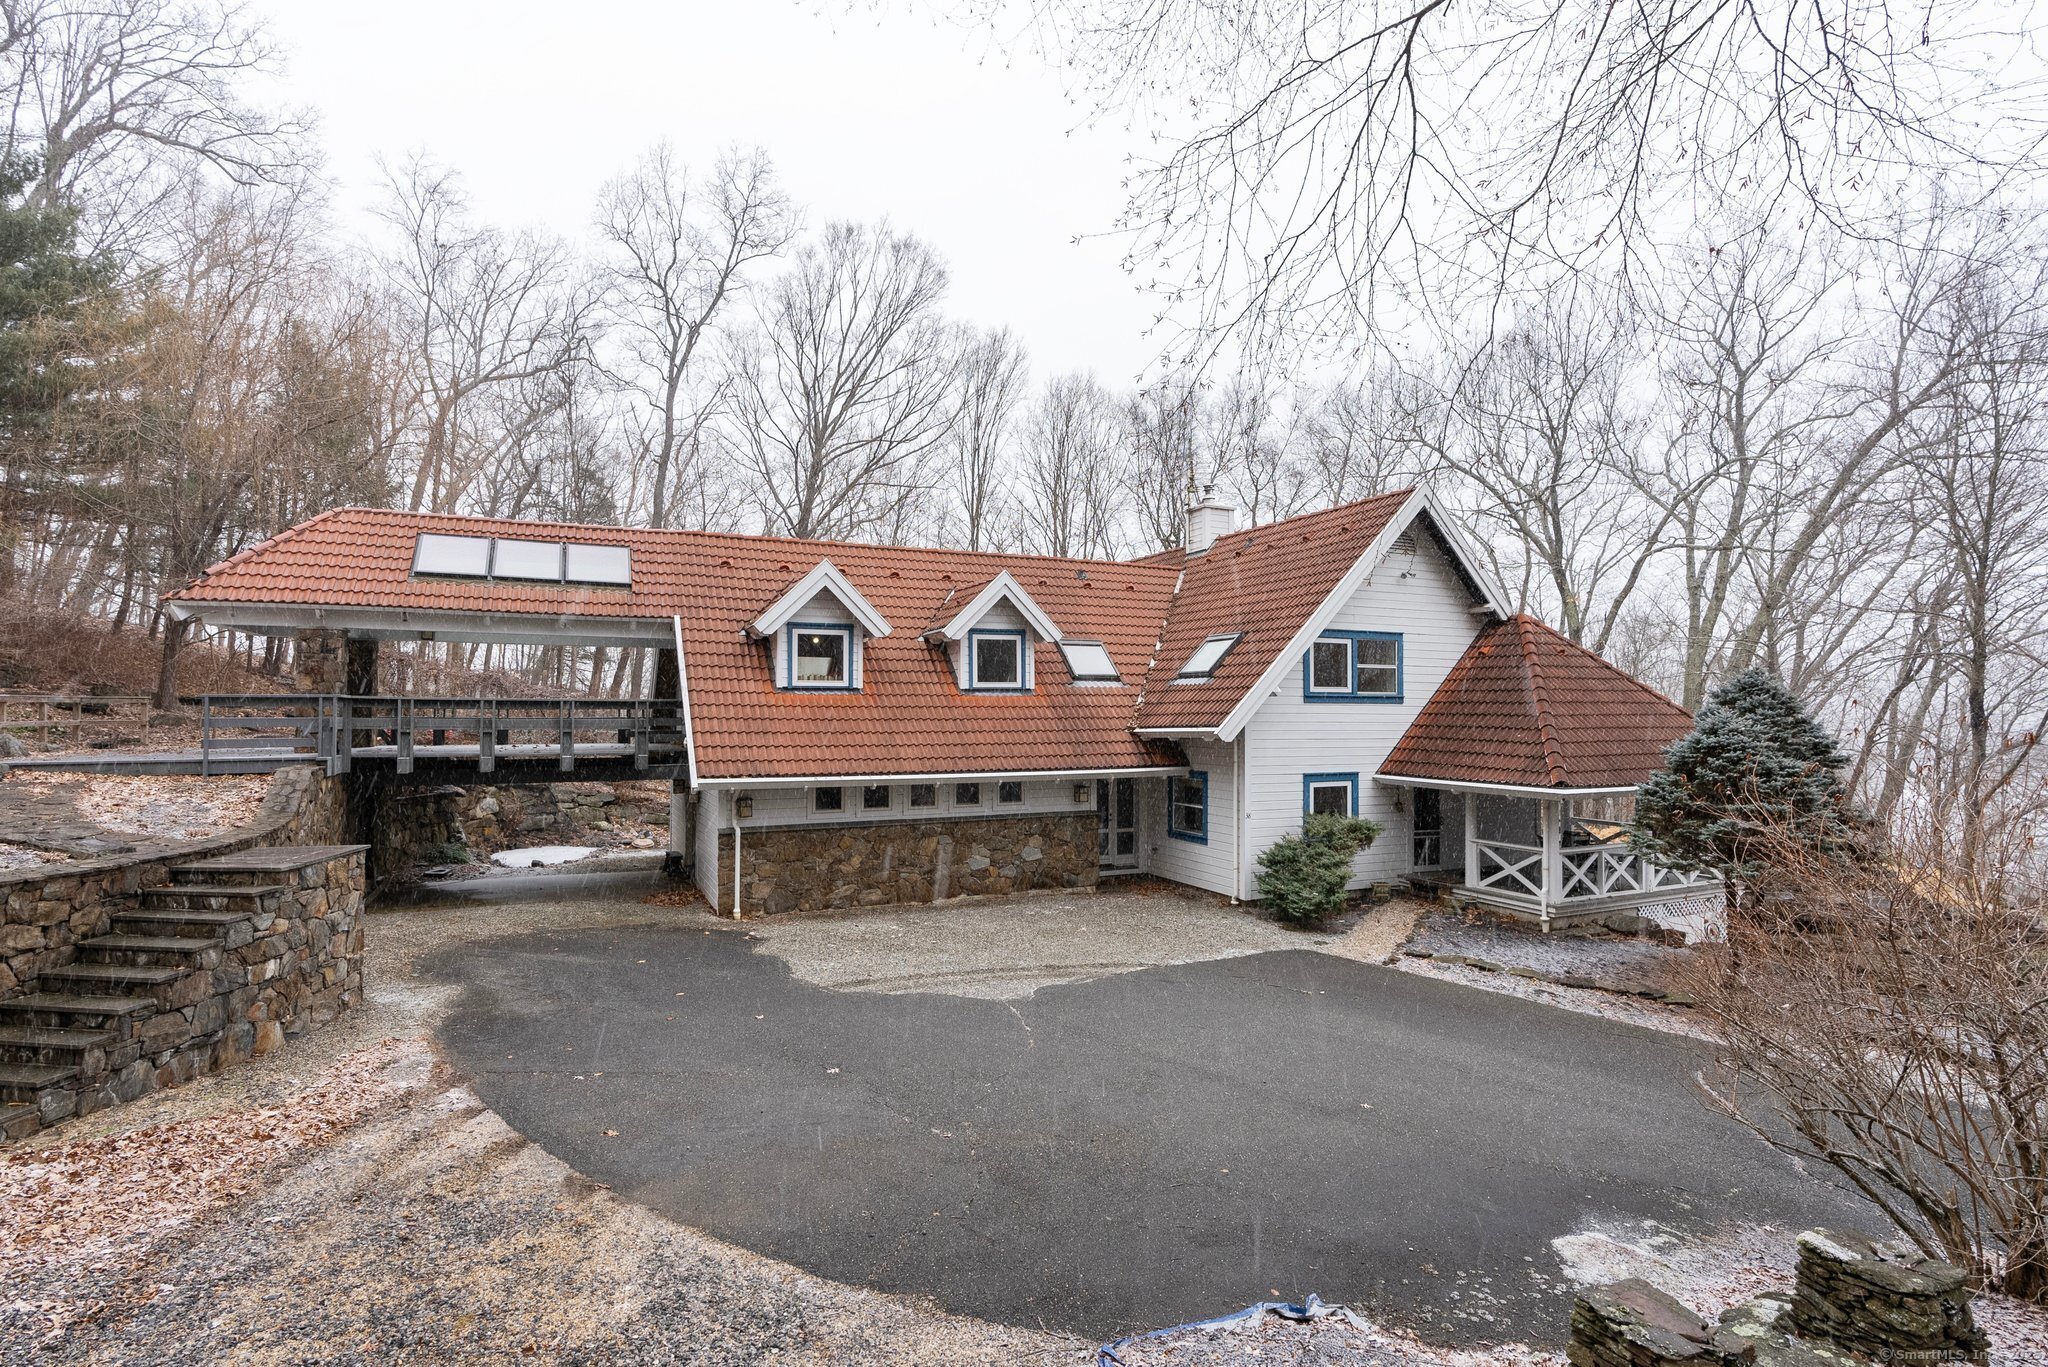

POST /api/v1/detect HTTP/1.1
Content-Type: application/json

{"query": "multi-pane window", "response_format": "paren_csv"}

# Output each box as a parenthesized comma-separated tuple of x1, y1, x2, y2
(791, 626, 851, 688)
(1354, 636, 1399, 696)
(954, 782, 982, 806)
(815, 786, 844, 813)
(970, 632, 1025, 689)
(862, 785, 892, 811)
(909, 783, 938, 808)
(997, 780, 1024, 805)
(1302, 633, 1401, 701)
(1168, 772, 1208, 842)
(409, 533, 631, 586)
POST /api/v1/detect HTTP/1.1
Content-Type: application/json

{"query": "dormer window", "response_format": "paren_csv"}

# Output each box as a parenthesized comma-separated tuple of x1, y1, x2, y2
(747, 558, 892, 695)
(924, 569, 1063, 696)
(790, 626, 852, 688)
(1176, 633, 1242, 681)
(969, 630, 1026, 690)
(1058, 640, 1120, 683)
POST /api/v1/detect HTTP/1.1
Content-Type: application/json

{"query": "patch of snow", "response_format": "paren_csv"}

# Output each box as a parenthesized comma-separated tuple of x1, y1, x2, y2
(489, 845, 598, 868)
(1552, 1219, 1799, 1318)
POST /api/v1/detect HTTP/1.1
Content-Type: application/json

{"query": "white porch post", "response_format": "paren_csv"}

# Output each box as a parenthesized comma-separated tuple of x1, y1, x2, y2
(1462, 791, 1478, 891)
(1538, 797, 1561, 932)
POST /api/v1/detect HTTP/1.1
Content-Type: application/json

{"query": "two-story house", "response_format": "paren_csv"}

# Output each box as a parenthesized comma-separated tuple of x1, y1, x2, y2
(165, 486, 1713, 926)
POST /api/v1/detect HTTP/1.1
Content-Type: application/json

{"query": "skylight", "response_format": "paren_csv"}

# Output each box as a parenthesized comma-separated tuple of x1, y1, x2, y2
(1058, 640, 1120, 682)
(1177, 633, 1242, 680)
(409, 533, 632, 587)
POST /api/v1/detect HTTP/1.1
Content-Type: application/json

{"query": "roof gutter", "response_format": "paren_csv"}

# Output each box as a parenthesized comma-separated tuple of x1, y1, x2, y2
(1373, 774, 1643, 799)
(696, 764, 1187, 789)
(163, 600, 673, 648)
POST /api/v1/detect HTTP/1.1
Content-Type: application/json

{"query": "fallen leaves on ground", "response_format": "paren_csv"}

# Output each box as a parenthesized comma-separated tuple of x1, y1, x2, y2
(0, 1037, 411, 1290)
(8, 772, 269, 842)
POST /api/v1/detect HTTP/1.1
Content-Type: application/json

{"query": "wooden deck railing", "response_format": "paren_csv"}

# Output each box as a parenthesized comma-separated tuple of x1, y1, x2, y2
(1469, 835, 1715, 907)
(1, 693, 155, 743)
(197, 694, 685, 776)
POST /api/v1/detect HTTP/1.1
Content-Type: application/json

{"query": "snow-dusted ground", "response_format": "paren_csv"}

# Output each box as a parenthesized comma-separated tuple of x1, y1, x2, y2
(489, 844, 598, 868)
(1393, 957, 1710, 1038)
(0, 843, 69, 873)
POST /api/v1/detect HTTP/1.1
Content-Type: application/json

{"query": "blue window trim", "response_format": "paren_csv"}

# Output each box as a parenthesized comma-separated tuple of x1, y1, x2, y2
(784, 622, 858, 691)
(965, 628, 1031, 692)
(1302, 772, 1361, 817)
(1167, 770, 1209, 844)
(1301, 630, 1403, 703)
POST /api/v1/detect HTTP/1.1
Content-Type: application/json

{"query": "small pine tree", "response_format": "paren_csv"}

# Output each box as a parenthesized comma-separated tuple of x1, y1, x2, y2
(1256, 813, 1382, 928)
(1631, 668, 1856, 881)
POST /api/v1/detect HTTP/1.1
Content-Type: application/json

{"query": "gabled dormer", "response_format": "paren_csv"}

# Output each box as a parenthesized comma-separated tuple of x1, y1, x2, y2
(922, 570, 1063, 693)
(746, 559, 892, 691)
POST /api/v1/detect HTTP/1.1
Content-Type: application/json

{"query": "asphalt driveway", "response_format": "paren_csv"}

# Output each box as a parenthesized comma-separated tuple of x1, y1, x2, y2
(424, 920, 1870, 1346)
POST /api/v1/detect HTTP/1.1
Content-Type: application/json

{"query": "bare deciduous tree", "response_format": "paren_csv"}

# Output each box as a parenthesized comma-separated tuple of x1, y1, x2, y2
(946, 325, 1028, 551)
(724, 220, 960, 542)
(596, 143, 793, 529)
(1018, 371, 1121, 558)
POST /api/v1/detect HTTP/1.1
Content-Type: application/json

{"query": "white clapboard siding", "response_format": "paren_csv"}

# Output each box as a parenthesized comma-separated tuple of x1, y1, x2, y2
(718, 776, 1095, 831)
(693, 789, 727, 910)
(1144, 736, 1240, 897)
(770, 589, 865, 688)
(1241, 532, 1486, 892)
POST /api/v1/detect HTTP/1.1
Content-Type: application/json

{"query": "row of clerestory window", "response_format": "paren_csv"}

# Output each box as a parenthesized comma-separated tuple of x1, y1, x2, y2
(785, 625, 1125, 690)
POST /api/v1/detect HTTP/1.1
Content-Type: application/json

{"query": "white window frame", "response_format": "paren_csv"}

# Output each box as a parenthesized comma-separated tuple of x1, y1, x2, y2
(968, 630, 1028, 690)
(788, 624, 855, 690)
(1305, 779, 1356, 818)
(996, 779, 1026, 806)
(908, 782, 938, 809)
(1307, 638, 1352, 693)
(814, 785, 846, 814)
(953, 781, 984, 808)
(1353, 635, 1400, 698)
(861, 784, 893, 812)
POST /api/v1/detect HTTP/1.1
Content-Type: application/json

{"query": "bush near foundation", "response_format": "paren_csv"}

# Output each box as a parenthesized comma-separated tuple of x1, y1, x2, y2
(1257, 814, 1381, 928)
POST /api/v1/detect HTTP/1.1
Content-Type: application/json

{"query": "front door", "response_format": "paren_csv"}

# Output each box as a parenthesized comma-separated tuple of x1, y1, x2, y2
(1412, 788, 1443, 870)
(1097, 777, 1138, 869)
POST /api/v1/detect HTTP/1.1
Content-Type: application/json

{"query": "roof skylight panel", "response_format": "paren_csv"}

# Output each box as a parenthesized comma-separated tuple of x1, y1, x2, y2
(1058, 640, 1120, 682)
(491, 538, 565, 581)
(1176, 633, 1242, 679)
(410, 533, 491, 578)
(565, 542, 632, 586)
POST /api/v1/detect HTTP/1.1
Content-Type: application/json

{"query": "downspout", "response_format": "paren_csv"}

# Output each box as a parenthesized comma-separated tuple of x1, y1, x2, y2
(732, 800, 743, 920)
(1234, 733, 1248, 903)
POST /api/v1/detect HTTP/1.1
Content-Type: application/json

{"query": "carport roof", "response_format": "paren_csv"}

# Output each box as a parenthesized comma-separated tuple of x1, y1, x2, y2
(1379, 615, 1692, 791)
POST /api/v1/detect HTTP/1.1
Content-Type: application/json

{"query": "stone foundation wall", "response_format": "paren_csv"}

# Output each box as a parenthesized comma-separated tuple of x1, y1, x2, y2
(717, 812, 1098, 916)
(0, 764, 350, 996)
(368, 780, 671, 880)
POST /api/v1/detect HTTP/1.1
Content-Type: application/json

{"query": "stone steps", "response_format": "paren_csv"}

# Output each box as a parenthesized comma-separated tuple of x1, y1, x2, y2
(113, 907, 255, 936)
(0, 1102, 38, 1141)
(0, 1025, 116, 1068)
(139, 883, 288, 915)
(0, 992, 157, 1030)
(79, 934, 222, 968)
(0, 1061, 80, 1104)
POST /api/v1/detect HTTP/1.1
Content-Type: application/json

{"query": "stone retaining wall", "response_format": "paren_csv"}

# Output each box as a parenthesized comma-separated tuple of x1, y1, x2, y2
(368, 779, 670, 880)
(716, 812, 1098, 915)
(0, 764, 350, 995)
(1787, 1228, 1987, 1361)
(62, 849, 367, 1126)
(1567, 1227, 1986, 1367)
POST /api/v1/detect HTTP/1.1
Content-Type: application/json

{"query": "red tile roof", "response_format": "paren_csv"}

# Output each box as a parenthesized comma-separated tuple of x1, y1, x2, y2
(1132, 491, 1419, 729)
(1379, 615, 1692, 789)
(169, 507, 1185, 781)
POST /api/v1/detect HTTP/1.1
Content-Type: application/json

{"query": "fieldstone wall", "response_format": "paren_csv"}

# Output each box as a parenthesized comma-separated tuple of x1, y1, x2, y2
(0, 764, 350, 996)
(59, 849, 367, 1128)
(1787, 1229, 1987, 1361)
(1568, 1228, 1986, 1367)
(1566, 1280, 1754, 1367)
(368, 780, 670, 880)
(716, 812, 1098, 915)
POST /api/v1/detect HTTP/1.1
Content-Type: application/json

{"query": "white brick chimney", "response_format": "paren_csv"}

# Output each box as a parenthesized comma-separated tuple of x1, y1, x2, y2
(1185, 485, 1240, 554)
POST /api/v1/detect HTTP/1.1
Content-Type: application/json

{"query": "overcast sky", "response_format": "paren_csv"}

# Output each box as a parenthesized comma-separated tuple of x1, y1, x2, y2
(246, 1, 1165, 382)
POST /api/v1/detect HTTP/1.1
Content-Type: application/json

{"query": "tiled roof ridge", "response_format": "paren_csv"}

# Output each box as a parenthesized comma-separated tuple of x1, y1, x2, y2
(314, 504, 1185, 578)
(1511, 615, 1572, 788)
(1197, 487, 1416, 559)
(1512, 612, 1692, 719)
